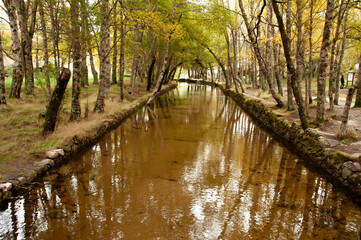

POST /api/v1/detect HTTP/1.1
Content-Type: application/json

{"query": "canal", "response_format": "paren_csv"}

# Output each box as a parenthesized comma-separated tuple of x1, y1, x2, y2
(1, 83, 361, 239)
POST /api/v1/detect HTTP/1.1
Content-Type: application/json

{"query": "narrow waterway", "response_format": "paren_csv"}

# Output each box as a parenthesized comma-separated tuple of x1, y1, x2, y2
(1, 84, 361, 239)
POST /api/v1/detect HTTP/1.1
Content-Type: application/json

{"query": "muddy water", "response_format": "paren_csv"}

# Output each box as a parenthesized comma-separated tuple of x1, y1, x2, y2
(1, 84, 361, 239)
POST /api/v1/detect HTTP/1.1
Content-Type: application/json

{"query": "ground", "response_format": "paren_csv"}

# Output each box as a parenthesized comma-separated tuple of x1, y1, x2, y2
(243, 86, 361, 159)
(0, 79, 154, 183)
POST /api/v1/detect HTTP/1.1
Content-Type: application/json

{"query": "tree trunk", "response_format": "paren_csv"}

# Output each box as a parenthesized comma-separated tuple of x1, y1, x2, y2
(147, 55, 156, 91)
(15, 0, 37, 95)
(0, 31, 6, 104)
(271, 0, 309, 129)
(111, 5, 118, 85)
(94, 0, 111, 113)
(39, 1, 51, 101)
(42, 69, 71, 134)
(328, 0, 345, 111)
(296, 0, 305, 102)
(4, 0, 24, 99)
(80, 44, 88, 86)
(80, 0, 89, 87)
(238, 0, 285, 107)
(70, 0, 82, 121)
(128, 28, 142, 95)
(286, 0, 294, 110)
(334, 5, 349, 105)
(89, 47, 99, 84)
(118, 6, 125, 101)
(316, 0, 335, 123)
(338, 52, 361, 134)
(306, 0, 314, 114)
(48, 0, 60, 78)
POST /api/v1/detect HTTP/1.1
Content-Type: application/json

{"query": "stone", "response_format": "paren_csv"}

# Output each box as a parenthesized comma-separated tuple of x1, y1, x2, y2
(35, 159, 55, 169)
(343, 161, 361, 172)
(45, 149, 65, 159)
(326, 139, 340, 148)
(17, 177, 25, 183)
(342, 167, 352, 179)
(0, 183, 12, 192)
(319, 137, 330, 148)
(351, 153, 361, 161)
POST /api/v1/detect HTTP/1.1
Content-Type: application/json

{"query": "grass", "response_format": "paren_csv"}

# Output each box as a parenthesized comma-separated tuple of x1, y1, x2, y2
(0, 74, 158, 180)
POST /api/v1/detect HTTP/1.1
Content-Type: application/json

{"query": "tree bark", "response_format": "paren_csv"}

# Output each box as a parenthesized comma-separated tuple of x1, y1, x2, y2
(271, 0, 309, 129)
(80, 0, 89, 87)
(94, 0, 111, 113)
(286, 0, 294, 110)
(70, 0, 82, 121)
(147, 55, 156, 91)
(39, 1, 51, 101)
(89, 47, 99, 84)
(42, 68, 71, 134)
(306, 0, 314, 113)
(111, 3, 118, 85)
(15, 0, 38, 95)
(0, 31, 6, 104)
(316, 0, 335, 123)
(335, 5, 349, 105)
(4, 0, 24, 99)
(296, 0, 305, 102)
(118, 5, 125, 101)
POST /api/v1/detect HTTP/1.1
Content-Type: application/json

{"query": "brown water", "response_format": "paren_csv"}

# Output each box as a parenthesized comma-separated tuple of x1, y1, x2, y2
(1, 84, 361, 239)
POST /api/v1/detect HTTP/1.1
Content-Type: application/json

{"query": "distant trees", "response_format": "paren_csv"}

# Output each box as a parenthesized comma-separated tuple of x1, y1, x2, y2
(0, 0, 360, 131)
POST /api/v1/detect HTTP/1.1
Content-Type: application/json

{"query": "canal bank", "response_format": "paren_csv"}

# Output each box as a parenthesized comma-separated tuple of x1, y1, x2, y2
(213, 83, 361, 202)
(0, 84, 177, 202)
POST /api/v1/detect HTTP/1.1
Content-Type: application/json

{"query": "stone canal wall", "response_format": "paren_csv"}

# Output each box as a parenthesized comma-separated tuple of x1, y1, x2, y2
(218, 85, 361, 202)
(0, 84, 177, 201)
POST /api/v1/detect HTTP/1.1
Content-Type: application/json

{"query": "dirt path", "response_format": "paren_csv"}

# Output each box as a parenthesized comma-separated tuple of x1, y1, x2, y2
(242, 86, 361, 160)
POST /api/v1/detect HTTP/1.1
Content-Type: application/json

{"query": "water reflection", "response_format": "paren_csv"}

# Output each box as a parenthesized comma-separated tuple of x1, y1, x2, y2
(0, 83, 360, 239)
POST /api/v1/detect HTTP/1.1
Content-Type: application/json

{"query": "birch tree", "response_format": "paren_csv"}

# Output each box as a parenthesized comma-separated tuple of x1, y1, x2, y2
(15, 0, 38, 95)
(316, 0, 335, 123)
(39, 1, 51, 100)
(3, 0, 24, 99)
(0, 31, 5, 104)
(69, 0, 82, 121)
(94, 0, 111, 113)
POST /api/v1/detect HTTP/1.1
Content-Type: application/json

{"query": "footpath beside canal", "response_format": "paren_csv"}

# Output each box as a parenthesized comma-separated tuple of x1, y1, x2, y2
(0, 84, 177, 201)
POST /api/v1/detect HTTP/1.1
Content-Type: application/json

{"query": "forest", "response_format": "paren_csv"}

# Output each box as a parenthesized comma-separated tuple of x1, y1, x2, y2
(0, 0, 361, 173)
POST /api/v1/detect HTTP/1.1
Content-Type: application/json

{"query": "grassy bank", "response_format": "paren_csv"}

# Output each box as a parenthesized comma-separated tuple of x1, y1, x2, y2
(0, 76, 148, 181)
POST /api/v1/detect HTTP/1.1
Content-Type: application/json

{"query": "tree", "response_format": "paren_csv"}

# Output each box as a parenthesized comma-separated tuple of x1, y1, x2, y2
(15, 0, 38, 95)
(42, 68, 71, 134)
(39, 1, 51, 101)
(271, 0, 309, 129)
(118, 0, 125, 101)
(316, 0, 335, 123)
(338, 51, 361, 136)
(0, 31, 6, 104)
(3, 0, 24, 99)
(94, 0, 111, 113)
(238, 0, 285, 107)
(69, 0, 82, 121)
